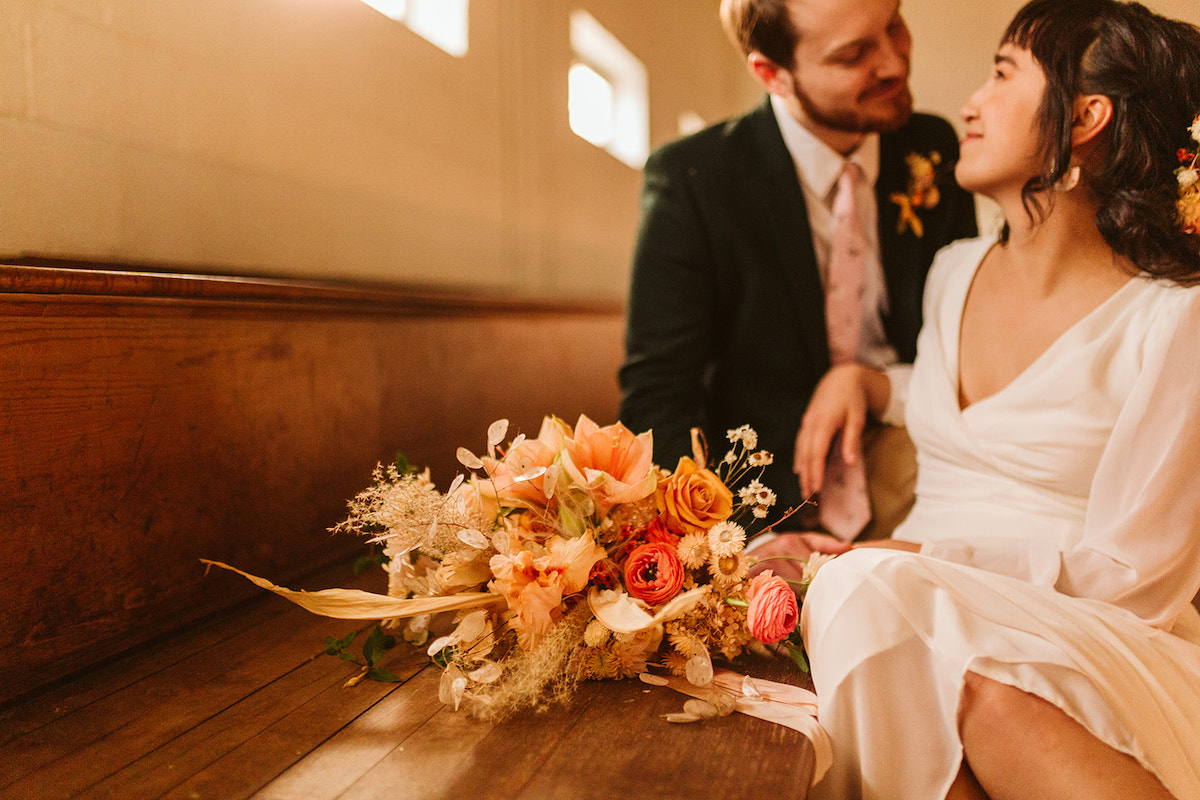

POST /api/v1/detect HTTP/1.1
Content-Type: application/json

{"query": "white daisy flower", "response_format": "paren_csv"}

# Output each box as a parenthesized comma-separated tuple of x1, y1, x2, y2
(747, 450, 774, 467)
(707, 521, 746, 557)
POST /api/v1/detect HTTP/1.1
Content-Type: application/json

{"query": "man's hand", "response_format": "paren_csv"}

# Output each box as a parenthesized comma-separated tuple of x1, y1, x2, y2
(746, 532, 853, 584)
(794, 364, 885, 497)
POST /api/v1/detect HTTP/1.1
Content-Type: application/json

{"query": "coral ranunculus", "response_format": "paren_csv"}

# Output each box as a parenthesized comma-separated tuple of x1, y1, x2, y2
(623, 542, 685, 606)
(745, 570, 799, 644)
(656, 457, 734, 535)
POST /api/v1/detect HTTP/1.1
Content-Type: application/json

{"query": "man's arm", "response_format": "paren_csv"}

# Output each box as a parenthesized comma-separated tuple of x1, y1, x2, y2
(618, 146, 720, 465)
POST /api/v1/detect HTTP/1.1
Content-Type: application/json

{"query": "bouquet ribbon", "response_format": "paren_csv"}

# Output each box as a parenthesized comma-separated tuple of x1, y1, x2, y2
(659, 667, 832, 788)
(200, 560, 503, 619)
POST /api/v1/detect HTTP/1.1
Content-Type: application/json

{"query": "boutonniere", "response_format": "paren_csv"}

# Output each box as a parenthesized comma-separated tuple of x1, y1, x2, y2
(890, 151, 942, 238)
(1175, 112, 1200, 235)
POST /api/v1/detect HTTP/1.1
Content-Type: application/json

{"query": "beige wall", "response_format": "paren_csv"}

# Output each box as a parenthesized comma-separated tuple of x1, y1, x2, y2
(0, 0, 751, 299)
(3, 1, 1199, 298)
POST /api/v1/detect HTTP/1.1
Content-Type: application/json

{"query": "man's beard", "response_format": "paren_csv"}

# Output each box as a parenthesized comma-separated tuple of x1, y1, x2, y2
(792, 74, 914, 134)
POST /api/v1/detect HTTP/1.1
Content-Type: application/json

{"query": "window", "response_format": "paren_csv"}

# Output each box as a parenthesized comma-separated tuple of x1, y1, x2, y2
(361, 0, 469, 57)
(568, 11, 648, 168)
(568, 63, 615, 148)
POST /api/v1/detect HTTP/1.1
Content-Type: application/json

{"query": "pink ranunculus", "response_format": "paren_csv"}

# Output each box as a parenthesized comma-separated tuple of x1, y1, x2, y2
(745, 570, 799, 644)
(562, 415, 657, 513)
(623, 542, 685, 606)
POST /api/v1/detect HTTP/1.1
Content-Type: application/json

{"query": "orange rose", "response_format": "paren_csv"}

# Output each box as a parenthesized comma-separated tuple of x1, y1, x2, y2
(655, 457, 733, 535)
(623, 542, 685, 606)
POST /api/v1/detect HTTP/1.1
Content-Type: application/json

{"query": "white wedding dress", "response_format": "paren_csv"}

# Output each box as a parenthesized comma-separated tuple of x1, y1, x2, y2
(802, 236, 1200, 800)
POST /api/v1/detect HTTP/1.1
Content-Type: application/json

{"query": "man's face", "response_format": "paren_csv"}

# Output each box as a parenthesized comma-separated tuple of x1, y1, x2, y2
(781, 0, 913, 145)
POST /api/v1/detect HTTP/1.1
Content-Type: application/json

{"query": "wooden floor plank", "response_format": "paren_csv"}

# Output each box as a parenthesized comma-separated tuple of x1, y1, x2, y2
(0, 596, 287, 747)
(250, 665, 461, 800)
(508, 682, 809, 799)
(75, 643, 400, 800)
(0, 559, 375, 749)
(151, 647, 431, 800)
(0, 566, 387, 797)
(336, 688, 500, 800)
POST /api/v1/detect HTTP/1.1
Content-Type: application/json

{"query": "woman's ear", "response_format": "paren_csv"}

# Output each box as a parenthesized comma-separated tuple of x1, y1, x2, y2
(748, 52, 793, 96)
(1071, 94, 1114, 147)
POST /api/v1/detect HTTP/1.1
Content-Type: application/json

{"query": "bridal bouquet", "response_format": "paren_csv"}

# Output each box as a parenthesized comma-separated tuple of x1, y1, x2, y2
(205, 416, 827, 721)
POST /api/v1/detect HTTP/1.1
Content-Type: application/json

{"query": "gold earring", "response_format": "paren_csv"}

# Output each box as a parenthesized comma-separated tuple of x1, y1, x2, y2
(1053, 165, 1081, 193)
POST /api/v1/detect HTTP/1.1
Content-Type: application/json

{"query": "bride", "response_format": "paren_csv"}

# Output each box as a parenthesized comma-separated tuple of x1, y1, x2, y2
(783, 1, 1200, 798)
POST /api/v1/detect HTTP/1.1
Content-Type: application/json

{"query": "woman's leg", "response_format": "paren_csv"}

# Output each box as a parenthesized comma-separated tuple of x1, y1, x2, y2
(958, 671, 1176, 800)
(945, 764, 989, 800)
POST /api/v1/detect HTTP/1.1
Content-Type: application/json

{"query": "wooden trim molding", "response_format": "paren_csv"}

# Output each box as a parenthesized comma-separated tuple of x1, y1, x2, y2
(0, 261, 623, 316)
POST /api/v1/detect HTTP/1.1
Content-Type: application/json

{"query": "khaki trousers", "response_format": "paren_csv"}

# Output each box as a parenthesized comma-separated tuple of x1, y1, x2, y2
(858, 423, 918, 541)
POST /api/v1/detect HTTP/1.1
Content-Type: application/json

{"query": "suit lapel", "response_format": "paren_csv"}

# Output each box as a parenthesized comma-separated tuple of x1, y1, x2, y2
(745, 99, 831, 373)
(877, 129, 923, 351)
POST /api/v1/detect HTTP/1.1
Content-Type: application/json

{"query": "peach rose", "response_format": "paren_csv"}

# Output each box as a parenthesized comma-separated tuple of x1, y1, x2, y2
(623, 542, 685, 606)
(655, 457, 733, 535)
(745, 570, 799, 645)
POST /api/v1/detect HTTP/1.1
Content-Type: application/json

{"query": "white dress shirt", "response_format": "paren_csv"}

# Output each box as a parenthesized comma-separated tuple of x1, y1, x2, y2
(770, 95, 899, 374)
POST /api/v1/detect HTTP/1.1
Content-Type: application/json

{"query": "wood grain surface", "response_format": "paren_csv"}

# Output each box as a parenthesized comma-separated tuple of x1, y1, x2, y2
(0, 563, 816, 800)
(0, 263, 625, 704)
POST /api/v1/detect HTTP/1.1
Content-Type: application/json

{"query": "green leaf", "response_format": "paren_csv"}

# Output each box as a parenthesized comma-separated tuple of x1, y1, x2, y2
(362, 625, 391, 665)
(338, 651, 359, 663)
(395, 452, 418, 475)
(366, 666, 402, 683)
(353, 552, 393, 575)
(431, 645, 456, 670)
(784, 641, 811, 674)
(337, 630, 357, 650)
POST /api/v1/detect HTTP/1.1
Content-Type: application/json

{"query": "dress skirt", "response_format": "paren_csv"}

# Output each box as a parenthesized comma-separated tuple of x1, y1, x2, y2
(801, 548, 1200, 800)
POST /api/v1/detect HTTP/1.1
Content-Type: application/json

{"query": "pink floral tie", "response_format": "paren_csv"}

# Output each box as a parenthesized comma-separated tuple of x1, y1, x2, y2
(818, 161, 871, 541)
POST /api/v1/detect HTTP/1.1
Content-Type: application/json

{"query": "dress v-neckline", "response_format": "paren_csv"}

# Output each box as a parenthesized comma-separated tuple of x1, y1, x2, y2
(951, 243, 1144, 414)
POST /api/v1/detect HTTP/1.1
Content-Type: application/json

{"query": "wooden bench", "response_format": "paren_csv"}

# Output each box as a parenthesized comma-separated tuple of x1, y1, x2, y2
(0, 260, 627, 704)
(0, 261, 817, 797)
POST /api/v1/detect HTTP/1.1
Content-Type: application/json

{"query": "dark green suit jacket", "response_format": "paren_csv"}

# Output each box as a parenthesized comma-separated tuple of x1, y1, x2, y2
(618, 97, 978, 518)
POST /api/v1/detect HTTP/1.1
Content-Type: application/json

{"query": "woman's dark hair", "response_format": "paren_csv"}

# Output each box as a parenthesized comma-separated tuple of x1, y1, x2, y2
(1002, 0, 1200, 283)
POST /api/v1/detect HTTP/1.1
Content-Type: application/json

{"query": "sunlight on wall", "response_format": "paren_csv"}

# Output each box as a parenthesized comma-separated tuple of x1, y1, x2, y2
(568, 63, 615, 148)
(568, 10, 648, 169)
(360, 0, 469, 57)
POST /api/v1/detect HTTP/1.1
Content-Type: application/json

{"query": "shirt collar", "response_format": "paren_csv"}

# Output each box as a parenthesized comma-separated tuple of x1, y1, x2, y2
(770, 93, 880, 201)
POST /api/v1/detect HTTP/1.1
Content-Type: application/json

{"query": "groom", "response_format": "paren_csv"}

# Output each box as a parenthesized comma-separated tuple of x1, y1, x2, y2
(619, 0, 977, 539)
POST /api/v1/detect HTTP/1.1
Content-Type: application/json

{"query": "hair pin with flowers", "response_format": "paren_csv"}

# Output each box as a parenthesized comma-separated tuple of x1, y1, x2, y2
(1175, 112, 1200, 235)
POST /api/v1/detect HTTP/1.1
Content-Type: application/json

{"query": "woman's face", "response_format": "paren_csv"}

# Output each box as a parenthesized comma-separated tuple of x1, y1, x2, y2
(956, 43, 1048, 199)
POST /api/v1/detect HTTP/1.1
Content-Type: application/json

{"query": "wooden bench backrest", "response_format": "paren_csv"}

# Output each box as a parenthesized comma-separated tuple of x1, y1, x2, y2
(0, 262, 625, 704)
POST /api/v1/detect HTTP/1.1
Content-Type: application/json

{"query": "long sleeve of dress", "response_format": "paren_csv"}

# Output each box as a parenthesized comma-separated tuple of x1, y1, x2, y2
(1055, 288, 1200, 626)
